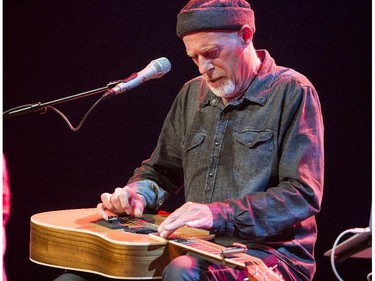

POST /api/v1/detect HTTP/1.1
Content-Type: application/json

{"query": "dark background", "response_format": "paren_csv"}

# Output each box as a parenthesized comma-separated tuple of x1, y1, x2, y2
(3, 1, 372, 280)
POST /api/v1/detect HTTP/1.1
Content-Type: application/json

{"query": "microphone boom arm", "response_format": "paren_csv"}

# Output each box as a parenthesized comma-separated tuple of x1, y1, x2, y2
(3, 80, 120, 119)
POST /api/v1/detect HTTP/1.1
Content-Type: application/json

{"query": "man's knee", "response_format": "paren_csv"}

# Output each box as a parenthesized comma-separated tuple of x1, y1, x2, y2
(162, 255, 200, 280)
(53, 273, 88, 281)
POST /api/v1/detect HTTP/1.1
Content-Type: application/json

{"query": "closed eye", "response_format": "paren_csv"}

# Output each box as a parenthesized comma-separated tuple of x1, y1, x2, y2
(203, 48, 220, 59)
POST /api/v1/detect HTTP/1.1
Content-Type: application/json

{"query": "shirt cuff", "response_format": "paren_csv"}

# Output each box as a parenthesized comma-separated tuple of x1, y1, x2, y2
(207, 202, 235, 235)
(130, 180, 169, 210)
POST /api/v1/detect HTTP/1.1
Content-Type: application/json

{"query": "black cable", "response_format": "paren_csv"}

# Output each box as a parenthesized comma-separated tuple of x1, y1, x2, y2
(45, 94, 106, 132)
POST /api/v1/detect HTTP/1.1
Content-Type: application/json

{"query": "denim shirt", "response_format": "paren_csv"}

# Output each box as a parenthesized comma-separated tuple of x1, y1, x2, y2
(128, 50, 324, 279)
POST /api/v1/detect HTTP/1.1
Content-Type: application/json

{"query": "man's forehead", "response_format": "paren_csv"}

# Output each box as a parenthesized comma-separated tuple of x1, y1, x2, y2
(183, 31, 236, 54)
(185, 41, 219, 56)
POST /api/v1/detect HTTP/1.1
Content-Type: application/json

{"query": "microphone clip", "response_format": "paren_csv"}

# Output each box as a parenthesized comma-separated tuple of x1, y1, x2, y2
(103, 73, 138, 100)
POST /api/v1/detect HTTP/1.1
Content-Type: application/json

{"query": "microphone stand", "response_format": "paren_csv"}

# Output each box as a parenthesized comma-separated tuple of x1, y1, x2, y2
(3, 80, 121, 120)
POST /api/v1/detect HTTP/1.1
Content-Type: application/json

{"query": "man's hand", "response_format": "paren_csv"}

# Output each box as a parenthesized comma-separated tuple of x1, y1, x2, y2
(97, 184, 146, 218)
(158, 202, 213, 238)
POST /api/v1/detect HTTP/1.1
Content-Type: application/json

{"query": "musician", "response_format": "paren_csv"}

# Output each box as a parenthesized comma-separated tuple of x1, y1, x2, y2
(57, 0, 324, 280)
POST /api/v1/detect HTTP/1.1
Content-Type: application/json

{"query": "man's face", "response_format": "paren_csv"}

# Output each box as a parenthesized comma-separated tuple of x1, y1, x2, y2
(183, 30, 249, 103)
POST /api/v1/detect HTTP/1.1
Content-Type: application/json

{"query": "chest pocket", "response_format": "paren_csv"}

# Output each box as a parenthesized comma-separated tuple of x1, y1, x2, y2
(182, 133, 206, 153)
(233, 129, 274, 180)
(181, 132, 206, 177)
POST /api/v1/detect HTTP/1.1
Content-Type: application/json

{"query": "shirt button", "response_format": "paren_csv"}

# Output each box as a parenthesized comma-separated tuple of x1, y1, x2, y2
(209, 173, 214, 178)
(215, 141, 219, 146)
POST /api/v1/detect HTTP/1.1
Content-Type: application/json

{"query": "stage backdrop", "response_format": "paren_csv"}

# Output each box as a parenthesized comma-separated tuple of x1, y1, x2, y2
(3, 1, 371, 280)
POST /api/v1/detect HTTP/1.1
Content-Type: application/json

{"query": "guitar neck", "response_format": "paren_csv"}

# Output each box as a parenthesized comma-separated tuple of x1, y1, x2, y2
(150, 233, 283, 281)
(169, 235, 251, 267)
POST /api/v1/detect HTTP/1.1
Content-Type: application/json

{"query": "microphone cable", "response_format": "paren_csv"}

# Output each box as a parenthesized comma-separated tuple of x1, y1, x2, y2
(45, 93, 106, 132)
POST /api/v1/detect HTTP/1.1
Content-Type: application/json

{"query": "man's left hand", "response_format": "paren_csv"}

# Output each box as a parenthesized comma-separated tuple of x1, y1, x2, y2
(158, 202, 213, 238)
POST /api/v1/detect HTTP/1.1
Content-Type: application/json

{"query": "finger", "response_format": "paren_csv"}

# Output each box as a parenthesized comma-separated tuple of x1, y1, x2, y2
(101, 193, 113, 210)
(158, 221, 179, 238)
(169, 203, 190, 217)
(110, 187, 125, 212)
(97, 203, 109, 221)
(158, 216, 187, 236)
(157, 204, 189, 231)
(133, 200, 144, 218)
(163, 216, 189, 231)
(158, 203, 189, 227)
(159, 228, 174, 238)
(119, 189, 132, 215)
(159, 212, 178, 227)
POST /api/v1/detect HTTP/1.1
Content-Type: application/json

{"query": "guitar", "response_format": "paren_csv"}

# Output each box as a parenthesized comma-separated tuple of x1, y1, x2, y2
(155, 235, 284, 281)
(30, 208, 283, 280)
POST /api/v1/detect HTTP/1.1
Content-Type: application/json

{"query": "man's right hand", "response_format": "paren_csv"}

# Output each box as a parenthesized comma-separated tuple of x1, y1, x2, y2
(97, 184, 146, 218)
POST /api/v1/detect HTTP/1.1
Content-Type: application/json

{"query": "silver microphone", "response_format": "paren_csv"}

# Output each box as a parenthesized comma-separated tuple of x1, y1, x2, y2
(105, 57, 171, 97)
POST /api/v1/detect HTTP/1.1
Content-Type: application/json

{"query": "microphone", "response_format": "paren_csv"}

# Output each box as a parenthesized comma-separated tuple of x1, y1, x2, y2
(104, 57, 171, 98)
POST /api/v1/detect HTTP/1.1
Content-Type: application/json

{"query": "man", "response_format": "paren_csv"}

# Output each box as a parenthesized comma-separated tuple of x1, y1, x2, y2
(60, 0, 324, 280)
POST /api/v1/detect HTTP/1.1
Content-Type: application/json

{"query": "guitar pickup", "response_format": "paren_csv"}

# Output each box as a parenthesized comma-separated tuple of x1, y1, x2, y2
(93, 217, 158, 234)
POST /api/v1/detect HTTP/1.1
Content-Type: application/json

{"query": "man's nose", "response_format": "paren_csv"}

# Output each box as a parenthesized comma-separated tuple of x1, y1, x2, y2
(198, 57, 214, 75)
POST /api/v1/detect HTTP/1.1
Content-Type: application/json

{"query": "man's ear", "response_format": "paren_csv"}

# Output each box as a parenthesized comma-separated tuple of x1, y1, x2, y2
(238, 25, 253, 45)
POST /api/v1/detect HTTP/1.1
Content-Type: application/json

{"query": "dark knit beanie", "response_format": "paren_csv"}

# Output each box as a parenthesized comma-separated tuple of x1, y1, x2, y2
(176, 0, 255, 38)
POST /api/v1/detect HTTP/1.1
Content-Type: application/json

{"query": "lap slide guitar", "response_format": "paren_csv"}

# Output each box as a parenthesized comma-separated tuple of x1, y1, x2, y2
(30, 208, 283, 280)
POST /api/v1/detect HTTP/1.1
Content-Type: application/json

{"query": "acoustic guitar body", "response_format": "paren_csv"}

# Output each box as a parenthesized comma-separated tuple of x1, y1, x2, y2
(30, 208, 211, 280)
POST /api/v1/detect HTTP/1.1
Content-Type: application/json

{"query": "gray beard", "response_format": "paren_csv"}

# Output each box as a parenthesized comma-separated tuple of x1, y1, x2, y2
(209, 78, 236, 99)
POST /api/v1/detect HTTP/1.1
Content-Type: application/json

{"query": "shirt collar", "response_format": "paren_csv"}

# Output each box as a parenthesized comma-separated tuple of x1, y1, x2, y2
(199, 49, 277, 108)
(241, 49, 276, 106)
